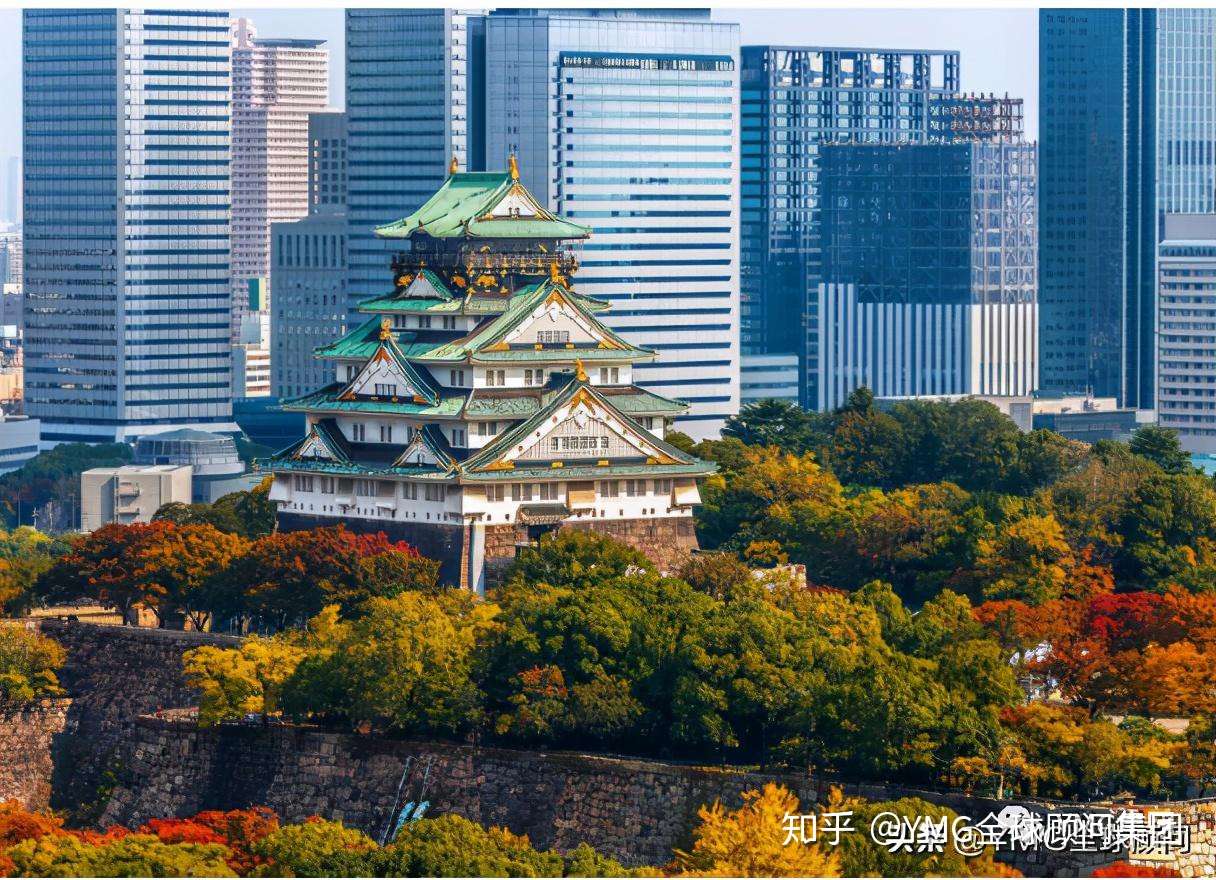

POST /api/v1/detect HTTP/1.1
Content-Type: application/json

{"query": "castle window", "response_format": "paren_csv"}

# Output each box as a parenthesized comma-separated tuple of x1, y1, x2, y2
(539, 483, 560, 501)
(374, 383, 394, 397)
(487, 485, 505, 502)
(624, 479, 645, 497)
(552, 435, 609, 453)
(418, 316, 432, 329)
(524, 368, 545, 386)
(485, 369, 505, 387)
(450, 369, 466, 386)
(452, 428, 467, 446)
(477, 421, 499, 437)
(379, 424, 393, 443)
(402, 482, 418, 500)
(354, 479, 375, 496)
(537, 330, 569, 345)
(351, 423, 366, 442)
(442, 316, 457, 330)
(598, 367, 620, 385)
(654, 479, 673, 495)
(293, 475, 314, 492)
(319, 477, 334, 494)
(600, 480, 619, 498)
(424, 484, 445, 502)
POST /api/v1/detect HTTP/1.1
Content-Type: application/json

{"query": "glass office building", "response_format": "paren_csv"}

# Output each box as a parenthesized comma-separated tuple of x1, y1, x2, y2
(484, 9, 740, 439)
(740, 46, 959, 407)
(23, 9, 237, 444)
(344, 9, 478, 314)
(1039, 9, 1156, 409)
(817, 142, 1038, 409)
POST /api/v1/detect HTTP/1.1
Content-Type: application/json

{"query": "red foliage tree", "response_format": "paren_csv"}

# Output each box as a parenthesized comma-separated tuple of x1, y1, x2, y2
(1092, 862, 1180, 878)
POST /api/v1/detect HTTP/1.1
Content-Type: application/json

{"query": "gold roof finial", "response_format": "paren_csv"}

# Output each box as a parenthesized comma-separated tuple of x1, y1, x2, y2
(449, 155, 459, 176)
(379, 316, 392, 341)
(508, 153, 519, 181)
(549, 260, 561, 284)
(575, 358, 588, 383)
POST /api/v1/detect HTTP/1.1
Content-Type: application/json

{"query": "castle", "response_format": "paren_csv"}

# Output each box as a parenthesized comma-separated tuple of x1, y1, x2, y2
(264, 159, 715, 590)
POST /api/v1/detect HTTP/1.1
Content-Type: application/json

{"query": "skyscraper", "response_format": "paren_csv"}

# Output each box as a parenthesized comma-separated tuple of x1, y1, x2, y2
(344, 9, 478, 314)
(484, 9, 741, 439)
(1039, 9, 1157, 409)
(272, 111, 348, 401)
(817, 141, 1039, 410)
(740, 46, 960, 408)
(230, 18, 329, 327)
(23, 9, 237, 444)
(5, 158, 20, 228)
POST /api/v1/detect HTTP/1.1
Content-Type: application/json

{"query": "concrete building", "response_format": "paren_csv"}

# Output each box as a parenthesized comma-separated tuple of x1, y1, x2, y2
(271, 111, 348, 401)
(740, 353, 800, 405)
(817, 141, 1038, 411)
(0, 230, 22, 287)
(230, 19, 329, 329)
(80, 465, 193, 532)
(485, 9, 741, 439)
(1032, 394, 1139, 443)
(232, 312, 271, 399)
(132, 428, 258, 502)
(344, 10, 477, 314)
(0, 414, 39, 473)
(740, 46, 960, 405)
(1158, 213, 1216, 451)
(23, 9, 237, 444)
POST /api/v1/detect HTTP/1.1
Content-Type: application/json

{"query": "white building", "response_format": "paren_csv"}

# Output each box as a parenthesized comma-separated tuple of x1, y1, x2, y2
(232, 312, 271, 399)
(0, 414, 39, 473)
(230, 18, 329, 328)
(818, 283, 1039, 411)
(80, 465, 193, 532)
(484, 9, 741, 439)
(1159, 213, 1216, 451)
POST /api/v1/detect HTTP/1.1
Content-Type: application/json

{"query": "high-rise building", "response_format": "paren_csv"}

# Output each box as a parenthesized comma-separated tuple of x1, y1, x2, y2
(23, 9, 237, 444)
(5, 158, 20, 228)
(1158, 213, 1216, 452)
(929, 93, 1025, 143)
(1039, 9, 1157, 409)
(740, 46, 960, 407)
(230, 18, 329, 326)
(484, 9, 741, 439)
(344, 10, 478, 316)
(0, 231, 22, 287)
(816, 141, 1039, 410)
(271, 111, 348, 401)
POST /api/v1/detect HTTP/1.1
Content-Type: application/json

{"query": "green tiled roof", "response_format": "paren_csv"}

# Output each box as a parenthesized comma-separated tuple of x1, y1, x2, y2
(314, 318, 446, 362)
(458, 462, 713, 482)
(416, 280, 653, 364)
(374, 171, 590, 241)
(356, 288, 610, 316)
(257, 457, 451, 479)
(462, 385, 688, 419)
(280, 383, 466, 417)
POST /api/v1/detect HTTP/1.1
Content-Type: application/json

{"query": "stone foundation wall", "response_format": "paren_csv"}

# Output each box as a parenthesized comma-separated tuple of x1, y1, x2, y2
(484, 517, 700, 586)
(36, 620, 237, 813)
(101, 713, 1216, 875)
(0, 698, 71, 811)
(276, 512, 466, 586)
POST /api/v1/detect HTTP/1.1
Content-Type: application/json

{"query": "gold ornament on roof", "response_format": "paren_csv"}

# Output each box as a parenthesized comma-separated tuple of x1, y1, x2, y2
(575, 359, 588, 383)
(449, 155, 459, 175)
(379, 317, 392, 341)
(508, 153, 520, 181)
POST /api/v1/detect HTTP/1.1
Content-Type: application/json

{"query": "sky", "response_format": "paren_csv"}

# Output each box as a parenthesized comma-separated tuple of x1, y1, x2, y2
(0, 6, 1038, 164)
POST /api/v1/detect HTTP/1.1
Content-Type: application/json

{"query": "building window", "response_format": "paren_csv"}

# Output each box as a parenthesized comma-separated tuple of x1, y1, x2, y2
(654, 479, 673, 495)
(418, 316, 432, 328)
(401, 482, 418, 500)
(477, 421, 499, 437)
(487, 485, 505, 502)
(379, 424, 393, 443)
(351, 423, 366, 442)
(551, 435, 609, 453)
(452, 428, 466, 446)
(539, 483, 559, 501)
(319, 477, 334, 494)
(599, 367, 620, 384)
(293, 475, 314, 492)
(537, 330, 569, 344)
(442, 316, 457, 330)
(424, 484, 445, 502)
(374, 383, 394, 397)
(354, 479, 375, 496)
(524, 368, 545, 386)
(511, 483, 535, 502)
(600, 480, 619, 498)
(625, 479, 645, 497)
(485, 369, 505, 387)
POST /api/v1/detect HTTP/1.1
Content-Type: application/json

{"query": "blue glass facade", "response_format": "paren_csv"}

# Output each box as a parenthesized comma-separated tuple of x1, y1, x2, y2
(344, 10, 475, 314)
(1039, 9, 1156, 409)
(740, 46, 959, 408)
(23, 9, 236, 444)
(484, 10, 740, 439)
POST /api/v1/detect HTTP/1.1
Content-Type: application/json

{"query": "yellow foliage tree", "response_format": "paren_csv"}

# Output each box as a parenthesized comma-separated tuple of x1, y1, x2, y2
(671, 783, 839, 878)
(183, 636, 305, 726)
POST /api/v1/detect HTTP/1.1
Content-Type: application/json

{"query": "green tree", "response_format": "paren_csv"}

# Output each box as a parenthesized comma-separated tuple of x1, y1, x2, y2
(250, 818, 376, 877)
(0, 442, 131, 530)
(0, 527, 60, 615)
(723, 399, 825, 452)
(0, 624, 65, 704)
(1129, 425, 1193, 474)
(183, 636, 306, 726)
(5, 833, 235, 877)
(501, 529, 653, 593)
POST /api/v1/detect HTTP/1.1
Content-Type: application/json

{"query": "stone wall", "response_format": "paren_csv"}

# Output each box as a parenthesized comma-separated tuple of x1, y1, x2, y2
(36, 620, 238, 814)
(100, 713, 1216, 876)
(0, 698, 71, 811)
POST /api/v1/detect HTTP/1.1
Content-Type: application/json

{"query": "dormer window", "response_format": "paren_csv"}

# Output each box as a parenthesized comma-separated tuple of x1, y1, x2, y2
(374, 383, 394, 397)
(537, 330, 569, 345)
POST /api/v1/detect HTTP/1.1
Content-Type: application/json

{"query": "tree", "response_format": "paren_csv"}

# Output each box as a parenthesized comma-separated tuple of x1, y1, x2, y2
(723, 399, 825, 452)
(134, 523, 248, 629)
(183, 637, 306, 726)
(0, 527, 59, 615)
(282, 593, 494, 736)
(501, 529, 653, 593)
(141, 808, 280, 875)
(1129, 425, 1192, 475)
(154, 478, 276, 540)
(4, 832, 235, 877)
(0, 442, 131, 530)
(0, 799, 66, 847)
(250, 817, 376, 877)
(0, 624, 65, 704)
(677, 552, 761, 602)
(670, 783, 839, 878)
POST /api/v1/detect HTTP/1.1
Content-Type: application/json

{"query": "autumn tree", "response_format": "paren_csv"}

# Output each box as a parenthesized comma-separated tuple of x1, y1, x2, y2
(670, 783, 839, 878)
(183, 637, 306, 726)
(0, 624, 64, 704)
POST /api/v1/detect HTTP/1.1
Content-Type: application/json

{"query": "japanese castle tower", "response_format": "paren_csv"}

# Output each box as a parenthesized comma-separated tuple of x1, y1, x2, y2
(266, 160, 715, 591)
